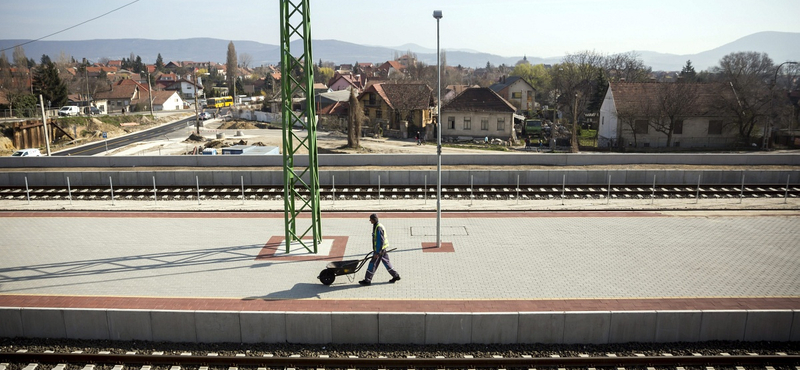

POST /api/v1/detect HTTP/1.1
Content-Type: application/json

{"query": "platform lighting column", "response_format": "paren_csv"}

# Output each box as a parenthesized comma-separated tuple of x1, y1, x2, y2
(433, 9, 443, 248)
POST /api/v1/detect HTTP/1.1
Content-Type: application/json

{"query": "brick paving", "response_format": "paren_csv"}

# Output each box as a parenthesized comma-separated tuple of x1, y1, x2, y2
(0, 210, 798, 312)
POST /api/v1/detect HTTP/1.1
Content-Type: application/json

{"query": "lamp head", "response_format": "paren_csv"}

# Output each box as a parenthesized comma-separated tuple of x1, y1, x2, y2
(433, 10, 442, 19)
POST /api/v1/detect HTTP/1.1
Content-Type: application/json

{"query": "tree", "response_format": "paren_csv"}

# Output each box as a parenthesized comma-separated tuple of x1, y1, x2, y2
(0, 50, 9, 69)
(603, 52, 651, 82)
(347, 88, 365, 148)
(239, 53, 253, 70)
(226, 42, 237, 97)
(710, 51, 774, 143)
(317, 67, 334, 85)
(649, 82, 700, 147)
(510, 63, 550, 94)
(553, 51, 606, 152)
(680, 60, 697, 81)
(12, 45, 27, 68)
(32, 58, 68, 107)
(155, 53, 164, 72)
(6, 92, 37, 117)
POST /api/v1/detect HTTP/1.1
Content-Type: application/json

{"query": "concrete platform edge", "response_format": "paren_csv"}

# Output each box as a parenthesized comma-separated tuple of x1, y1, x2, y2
(2, 307, 797, 344)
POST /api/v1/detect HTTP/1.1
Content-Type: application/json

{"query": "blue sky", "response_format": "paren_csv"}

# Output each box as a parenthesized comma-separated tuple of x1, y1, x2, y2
(1, 0, 798, 58)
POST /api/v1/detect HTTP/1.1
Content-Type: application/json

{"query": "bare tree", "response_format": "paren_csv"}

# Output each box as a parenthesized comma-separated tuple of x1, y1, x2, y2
(554, 50, 605, 152)
(710, 51, 774, 143)
(604, 52, 651, 82)
(649, 82, 700, 147)
(239, 53, 253, 70)
(12, 45, 27, 68)
(347, 88, 365, 148)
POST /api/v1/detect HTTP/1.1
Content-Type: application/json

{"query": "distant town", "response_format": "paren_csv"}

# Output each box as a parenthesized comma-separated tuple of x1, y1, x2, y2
(1, 37, 798, 152)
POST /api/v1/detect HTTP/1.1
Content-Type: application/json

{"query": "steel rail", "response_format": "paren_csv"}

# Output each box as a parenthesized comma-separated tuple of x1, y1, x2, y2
(1, 352, 798, 368)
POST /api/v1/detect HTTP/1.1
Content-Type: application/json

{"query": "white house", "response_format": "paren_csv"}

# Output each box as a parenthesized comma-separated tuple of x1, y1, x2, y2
(152, 90, 184, 111)
(598, 82, 739, 148)
(441, 87, 517, 141)
(166, 78, 203, 100)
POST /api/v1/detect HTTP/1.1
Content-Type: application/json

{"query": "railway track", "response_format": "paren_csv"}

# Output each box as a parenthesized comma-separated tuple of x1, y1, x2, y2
(2, 184, 798, 202)
(2, 350, 798, 370)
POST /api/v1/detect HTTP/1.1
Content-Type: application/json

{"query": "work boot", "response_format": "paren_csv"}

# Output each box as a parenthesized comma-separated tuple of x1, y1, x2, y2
(359, 280, 371, 286)
(389, 275, 401, 283)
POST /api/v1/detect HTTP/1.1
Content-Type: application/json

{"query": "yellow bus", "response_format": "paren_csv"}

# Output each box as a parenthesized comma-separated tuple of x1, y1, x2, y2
(206, 96, 233, 108)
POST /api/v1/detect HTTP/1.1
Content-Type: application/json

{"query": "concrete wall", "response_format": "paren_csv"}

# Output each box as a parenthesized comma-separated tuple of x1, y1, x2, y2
(1, 153, 798, 168)
(1, 169, 797, 188)
(0, 308, 796, 344)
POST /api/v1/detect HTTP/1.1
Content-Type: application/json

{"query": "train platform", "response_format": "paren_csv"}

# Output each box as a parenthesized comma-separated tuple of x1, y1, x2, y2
(1, 206, 799, 344)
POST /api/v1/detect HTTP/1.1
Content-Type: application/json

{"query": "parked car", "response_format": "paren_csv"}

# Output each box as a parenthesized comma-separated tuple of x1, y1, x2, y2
(11, 148, 42, 157)
(199, 112, 212, 120)
(83, 106, 100, 115)
(58, 106, 80, 116)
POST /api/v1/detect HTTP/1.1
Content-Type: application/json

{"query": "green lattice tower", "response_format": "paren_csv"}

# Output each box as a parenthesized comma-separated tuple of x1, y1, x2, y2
(280, 0, 321, 253)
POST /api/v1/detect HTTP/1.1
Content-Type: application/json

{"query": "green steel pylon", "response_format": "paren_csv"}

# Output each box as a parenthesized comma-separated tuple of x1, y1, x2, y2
(280, 0, 321, 253)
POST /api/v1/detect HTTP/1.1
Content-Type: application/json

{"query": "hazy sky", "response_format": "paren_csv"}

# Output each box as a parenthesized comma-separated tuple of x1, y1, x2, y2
(1, 0, 798, 58)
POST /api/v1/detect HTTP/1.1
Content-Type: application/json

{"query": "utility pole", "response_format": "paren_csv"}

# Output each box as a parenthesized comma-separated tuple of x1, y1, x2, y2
(147, 71, 154, 118)
(193, 69, 200, 134)
(38, 94, 51, 156)
(571, 92, 579, 153)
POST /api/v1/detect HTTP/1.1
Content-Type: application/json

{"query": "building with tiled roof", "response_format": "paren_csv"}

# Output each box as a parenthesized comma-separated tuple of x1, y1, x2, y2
(441, 87, 517, 141)
(358, 83, 433, 136)
(489, 75, 536, 114)
(598, 82, 738, 148)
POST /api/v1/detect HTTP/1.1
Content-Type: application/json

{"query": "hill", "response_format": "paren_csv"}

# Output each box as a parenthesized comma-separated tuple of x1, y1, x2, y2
(1, 32, 797, 71)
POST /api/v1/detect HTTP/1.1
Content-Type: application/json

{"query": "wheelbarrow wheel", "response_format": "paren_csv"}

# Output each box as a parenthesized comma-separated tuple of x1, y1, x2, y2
(319, 269, 335, 285)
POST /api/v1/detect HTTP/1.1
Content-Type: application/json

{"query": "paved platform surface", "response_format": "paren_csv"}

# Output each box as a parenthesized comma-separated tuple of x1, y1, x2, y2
(1, 208, 798, 312)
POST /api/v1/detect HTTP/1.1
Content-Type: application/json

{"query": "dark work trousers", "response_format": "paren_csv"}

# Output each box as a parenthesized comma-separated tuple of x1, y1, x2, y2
(364, 251, 399, 282)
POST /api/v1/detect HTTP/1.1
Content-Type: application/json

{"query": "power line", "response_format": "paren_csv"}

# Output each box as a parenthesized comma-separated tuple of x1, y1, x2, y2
(1, 0, 141, 53)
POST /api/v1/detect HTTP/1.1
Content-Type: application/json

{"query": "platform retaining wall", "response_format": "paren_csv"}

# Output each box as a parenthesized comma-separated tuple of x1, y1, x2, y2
(1, 153, 799, 168)
(0, 308, 797, 343)
(1, 169, 797, 188)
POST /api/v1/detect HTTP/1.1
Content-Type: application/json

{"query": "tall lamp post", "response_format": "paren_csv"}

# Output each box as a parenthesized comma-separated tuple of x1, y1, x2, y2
(433, 9, 442, 248)
(768, 61, 798, 149)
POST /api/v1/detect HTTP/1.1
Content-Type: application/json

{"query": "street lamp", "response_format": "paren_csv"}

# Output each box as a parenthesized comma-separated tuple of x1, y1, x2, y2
(767, 61, 798, 149)
(433, 10, 442, 248)
(433, 9, 442, 248)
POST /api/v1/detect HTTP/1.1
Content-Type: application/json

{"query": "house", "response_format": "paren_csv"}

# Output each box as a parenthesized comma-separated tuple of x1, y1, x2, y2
(440, 87, 517, 141)
(93, 79, 150, 113)
(328, 73, 364, 93)
(489, 76, 536, 114)
(358, 83, 433, 137)
(165, 78, 203, 100)
(376, 61, 406, 79)
(151, 90, 184, 111)
(397, 54, 417, 67)
(598, 82, 738, 148)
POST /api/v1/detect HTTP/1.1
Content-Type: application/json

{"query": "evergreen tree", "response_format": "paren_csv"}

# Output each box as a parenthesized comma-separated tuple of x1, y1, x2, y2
(33, 58, 68, 107)
(226, 41, 237, 96)
(680, 60, 697, 81)
(134, 55, 143, 73)
(155, 53, 164, 71)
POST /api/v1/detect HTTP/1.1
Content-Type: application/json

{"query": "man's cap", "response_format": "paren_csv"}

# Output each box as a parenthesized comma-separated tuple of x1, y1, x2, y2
(369, 213, 378, 221)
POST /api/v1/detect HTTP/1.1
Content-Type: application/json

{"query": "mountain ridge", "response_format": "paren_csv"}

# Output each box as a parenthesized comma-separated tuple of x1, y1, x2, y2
(0, 31, 797, 71)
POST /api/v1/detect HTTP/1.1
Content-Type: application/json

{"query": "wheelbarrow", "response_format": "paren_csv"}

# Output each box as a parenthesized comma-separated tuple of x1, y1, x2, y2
(317, 248, 396, 285)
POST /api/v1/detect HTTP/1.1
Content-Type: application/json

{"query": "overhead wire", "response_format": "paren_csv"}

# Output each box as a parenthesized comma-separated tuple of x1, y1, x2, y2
(1, 0, 141, 53)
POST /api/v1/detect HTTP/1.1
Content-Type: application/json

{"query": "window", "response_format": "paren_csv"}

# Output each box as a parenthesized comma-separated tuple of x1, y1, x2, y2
(708, 120, 723, 135)
(634, 120, 649, 134)
(463, 117, 471, 130)
(481, 118, 489, 130)
(497, 117, 505, 131)
(368, 93, 376, 105)
(674, 120, 683, 135)
(364, 108, 369, 118)
(376, 110, 382, 119)
(448, 116, 455, 129)
(511, 92, 521, 99)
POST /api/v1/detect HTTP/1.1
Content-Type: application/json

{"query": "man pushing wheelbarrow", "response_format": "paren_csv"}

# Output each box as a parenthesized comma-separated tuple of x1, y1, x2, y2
(359, 213, 401, 286)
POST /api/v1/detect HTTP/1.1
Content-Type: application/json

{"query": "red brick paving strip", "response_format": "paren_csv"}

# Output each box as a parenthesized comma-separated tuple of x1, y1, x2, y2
(0, 295, 797, 312)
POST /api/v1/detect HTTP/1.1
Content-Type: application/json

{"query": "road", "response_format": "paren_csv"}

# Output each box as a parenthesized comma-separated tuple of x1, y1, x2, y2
(53, 115, 200, 156)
